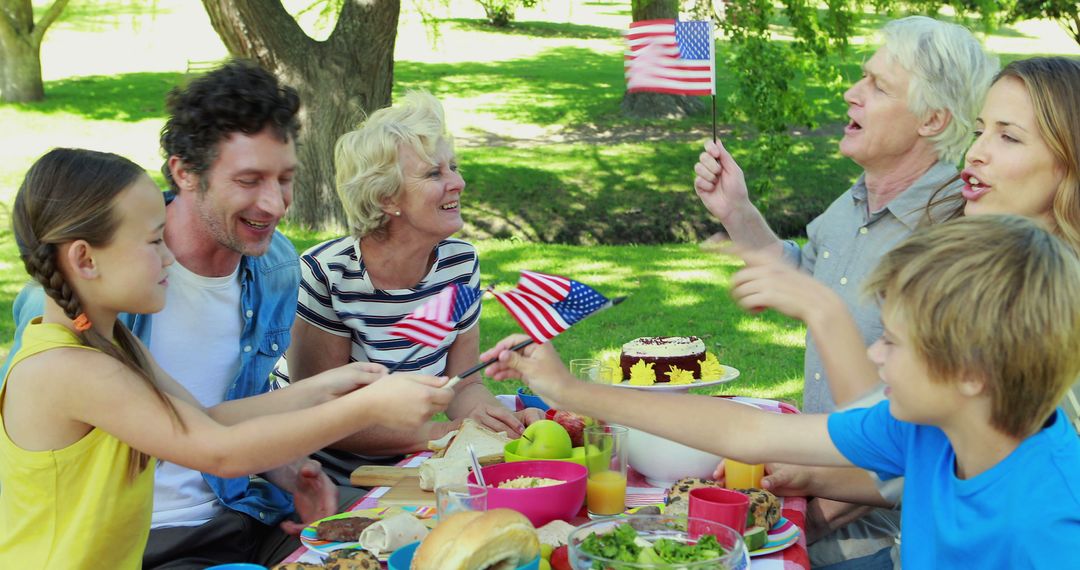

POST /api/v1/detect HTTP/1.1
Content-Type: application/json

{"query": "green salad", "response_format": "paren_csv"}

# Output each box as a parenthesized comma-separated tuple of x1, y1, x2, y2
(579, 523, 728, 569)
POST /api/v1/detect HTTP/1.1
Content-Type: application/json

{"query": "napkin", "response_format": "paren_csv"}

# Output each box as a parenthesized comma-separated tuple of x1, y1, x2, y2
(357, 512, 429, 555)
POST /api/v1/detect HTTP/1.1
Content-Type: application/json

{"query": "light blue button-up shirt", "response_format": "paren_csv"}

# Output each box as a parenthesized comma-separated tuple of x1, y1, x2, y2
(782, 160, 961, 414)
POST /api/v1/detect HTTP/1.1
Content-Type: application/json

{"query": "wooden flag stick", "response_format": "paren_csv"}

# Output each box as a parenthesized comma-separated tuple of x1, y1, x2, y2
(386, 346, 422, 374)
(711, 93, 717, 143)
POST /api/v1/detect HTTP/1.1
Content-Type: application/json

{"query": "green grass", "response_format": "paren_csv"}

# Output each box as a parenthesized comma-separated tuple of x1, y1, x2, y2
(472, 240, 806, 402)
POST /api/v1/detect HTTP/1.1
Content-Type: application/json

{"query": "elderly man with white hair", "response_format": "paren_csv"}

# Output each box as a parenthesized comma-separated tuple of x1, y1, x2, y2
(694, 16, 997, 569)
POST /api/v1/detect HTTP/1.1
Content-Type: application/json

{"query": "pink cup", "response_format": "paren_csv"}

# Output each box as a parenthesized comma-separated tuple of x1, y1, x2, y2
(688, 487, 750, 536)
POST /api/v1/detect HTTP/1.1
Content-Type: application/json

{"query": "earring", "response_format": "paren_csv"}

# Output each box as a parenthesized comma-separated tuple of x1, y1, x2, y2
(394, 211, 401, 216)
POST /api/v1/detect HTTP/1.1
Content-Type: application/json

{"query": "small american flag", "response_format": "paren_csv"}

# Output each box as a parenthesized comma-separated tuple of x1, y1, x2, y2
(388, 284, 482, 348)
(624, 19, 715, 96)
(493, 271, 610, 344)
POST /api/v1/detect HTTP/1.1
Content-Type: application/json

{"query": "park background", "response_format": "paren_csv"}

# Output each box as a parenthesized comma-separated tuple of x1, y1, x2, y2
(1, 0, 1077, 404)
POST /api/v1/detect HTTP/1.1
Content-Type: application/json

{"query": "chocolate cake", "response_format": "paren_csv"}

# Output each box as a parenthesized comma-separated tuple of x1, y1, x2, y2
(620, 336, 706, 382)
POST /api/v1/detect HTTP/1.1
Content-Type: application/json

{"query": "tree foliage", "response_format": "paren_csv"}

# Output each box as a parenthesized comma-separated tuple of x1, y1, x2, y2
(475, 0, 538, 27)
(1007, 0, 1080, 44)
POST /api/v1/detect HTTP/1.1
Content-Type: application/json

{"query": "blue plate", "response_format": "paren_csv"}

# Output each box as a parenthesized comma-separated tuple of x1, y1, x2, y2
(388, 541, 540, 570)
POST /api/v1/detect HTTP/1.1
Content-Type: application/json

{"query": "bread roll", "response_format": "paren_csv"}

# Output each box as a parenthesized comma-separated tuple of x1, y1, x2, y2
(411, 509, 539, 570)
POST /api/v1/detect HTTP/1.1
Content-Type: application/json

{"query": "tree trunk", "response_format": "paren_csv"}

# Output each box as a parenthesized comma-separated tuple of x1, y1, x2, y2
(0, 0, 71, 102)
(631, 0, 678, 21)
(623, 0, 707, 119)
(201, 0, 400, 231)
(0, 34, 43, 101)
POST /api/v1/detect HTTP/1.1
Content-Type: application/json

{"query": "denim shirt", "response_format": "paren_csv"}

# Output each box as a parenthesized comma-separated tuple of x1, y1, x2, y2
(2, 224, 301, 526)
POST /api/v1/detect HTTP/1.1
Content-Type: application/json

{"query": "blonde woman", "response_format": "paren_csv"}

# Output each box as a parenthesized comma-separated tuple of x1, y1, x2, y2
(279, 92, 543, 461)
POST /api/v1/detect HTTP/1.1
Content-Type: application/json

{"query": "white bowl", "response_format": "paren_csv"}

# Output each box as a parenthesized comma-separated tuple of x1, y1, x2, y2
(626, 426, 723, 487)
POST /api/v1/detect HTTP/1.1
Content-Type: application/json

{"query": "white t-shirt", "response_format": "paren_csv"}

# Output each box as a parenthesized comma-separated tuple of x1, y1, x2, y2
(149, 261, 243, 528)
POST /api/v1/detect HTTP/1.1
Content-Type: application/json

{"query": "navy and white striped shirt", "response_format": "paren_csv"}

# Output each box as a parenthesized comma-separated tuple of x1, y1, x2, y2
(279, 237, 480, 379)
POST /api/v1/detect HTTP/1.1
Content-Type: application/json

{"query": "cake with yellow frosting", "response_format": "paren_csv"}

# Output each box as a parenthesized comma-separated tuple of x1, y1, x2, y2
(619, 336, 706, 383)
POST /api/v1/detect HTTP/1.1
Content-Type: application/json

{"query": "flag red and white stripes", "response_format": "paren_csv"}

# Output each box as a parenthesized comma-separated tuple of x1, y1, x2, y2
(624, 19, 715, 96)
(493, 271, 609, 344)
(388, 284, 481, 348)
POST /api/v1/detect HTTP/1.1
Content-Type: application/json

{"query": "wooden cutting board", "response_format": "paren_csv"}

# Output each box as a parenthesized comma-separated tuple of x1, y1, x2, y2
(350, 465, 419, 487)
(376, 476, 436, 507)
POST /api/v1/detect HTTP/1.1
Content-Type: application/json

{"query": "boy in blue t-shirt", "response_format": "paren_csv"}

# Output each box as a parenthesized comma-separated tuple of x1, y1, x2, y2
(482, 214, 1080, 568)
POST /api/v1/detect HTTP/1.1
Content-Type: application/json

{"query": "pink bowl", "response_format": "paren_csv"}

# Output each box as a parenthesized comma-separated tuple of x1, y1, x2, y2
(467, 460, 587, 527)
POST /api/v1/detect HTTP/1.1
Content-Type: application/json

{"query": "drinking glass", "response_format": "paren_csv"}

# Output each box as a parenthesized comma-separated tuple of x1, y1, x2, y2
(584, 424, 629, 517)
(435, 483, 487, 520)
(570, 358, 603, 383)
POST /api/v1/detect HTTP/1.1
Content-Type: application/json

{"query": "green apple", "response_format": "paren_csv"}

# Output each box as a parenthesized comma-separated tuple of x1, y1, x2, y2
(517, 420, 573, 459)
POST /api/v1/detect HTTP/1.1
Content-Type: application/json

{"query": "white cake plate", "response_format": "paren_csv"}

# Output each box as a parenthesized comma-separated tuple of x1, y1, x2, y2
(609, 365, 740, 392)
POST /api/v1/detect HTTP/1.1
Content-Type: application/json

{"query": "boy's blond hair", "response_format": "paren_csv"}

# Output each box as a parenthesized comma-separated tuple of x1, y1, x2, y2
(865, 215, 1080, 438)
(334, 90, 453, 239)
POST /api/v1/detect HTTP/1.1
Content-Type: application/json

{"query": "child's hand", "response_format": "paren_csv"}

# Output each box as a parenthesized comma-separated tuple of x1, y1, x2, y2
(361, 373, 454, 431)
(312, 361, 390, 400)
(481, 334, 576, 410)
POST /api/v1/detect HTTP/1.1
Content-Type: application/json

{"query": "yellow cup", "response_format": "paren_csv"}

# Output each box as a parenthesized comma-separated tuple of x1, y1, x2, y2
(724, 459, 765, 489)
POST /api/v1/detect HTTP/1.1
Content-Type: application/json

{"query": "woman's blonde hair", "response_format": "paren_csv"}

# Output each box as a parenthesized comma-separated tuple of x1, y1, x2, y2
(881, 16, 998, 164)
(12, 148, 185, 480)
(334, 91, 453, 239)
(998, 57, 1080, 253)
(865, 215, 1080, 438)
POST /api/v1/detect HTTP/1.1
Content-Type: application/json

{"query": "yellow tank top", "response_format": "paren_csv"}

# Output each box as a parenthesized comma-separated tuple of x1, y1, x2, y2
(0, 321, 154, 569)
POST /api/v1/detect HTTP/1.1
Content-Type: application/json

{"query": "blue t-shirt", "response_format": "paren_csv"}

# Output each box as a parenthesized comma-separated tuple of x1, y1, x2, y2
(828, 401, 1080, 568)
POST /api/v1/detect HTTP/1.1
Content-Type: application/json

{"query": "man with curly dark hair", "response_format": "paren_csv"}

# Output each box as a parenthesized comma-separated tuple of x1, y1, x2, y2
(4, 59, 355, 568)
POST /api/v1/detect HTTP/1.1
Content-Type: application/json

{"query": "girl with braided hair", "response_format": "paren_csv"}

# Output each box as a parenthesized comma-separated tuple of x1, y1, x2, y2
(1, 148, 454, 568)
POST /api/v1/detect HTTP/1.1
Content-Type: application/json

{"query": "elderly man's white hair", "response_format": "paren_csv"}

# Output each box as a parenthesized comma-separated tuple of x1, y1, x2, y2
(881, 16, 998, 164)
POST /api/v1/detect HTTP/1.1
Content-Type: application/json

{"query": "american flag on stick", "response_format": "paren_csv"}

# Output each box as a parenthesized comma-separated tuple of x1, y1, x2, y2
(624, 19, 715, 96)
(388, 283, 483, 348)
(492, 270, 610, 344)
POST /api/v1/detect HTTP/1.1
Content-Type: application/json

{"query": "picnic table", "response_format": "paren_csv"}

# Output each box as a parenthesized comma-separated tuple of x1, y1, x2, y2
(280, 397, 811, 569)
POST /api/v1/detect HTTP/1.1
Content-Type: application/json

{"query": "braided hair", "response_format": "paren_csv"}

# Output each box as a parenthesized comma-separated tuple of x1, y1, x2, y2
(12, 148, 185, 480)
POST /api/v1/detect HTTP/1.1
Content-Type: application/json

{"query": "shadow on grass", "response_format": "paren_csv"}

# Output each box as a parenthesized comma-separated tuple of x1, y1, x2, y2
(444, 18, 621, 39)
(397, 45, 627, 127)
(12, 72, 180, 122)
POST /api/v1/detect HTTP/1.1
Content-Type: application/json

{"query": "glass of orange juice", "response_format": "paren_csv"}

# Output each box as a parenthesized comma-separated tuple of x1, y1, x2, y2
(584, 424, 629, 518)
(724, 459, 765, 489)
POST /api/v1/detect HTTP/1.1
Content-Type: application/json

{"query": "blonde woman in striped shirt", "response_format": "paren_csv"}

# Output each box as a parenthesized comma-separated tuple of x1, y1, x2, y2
(277, 92, 543, 462)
